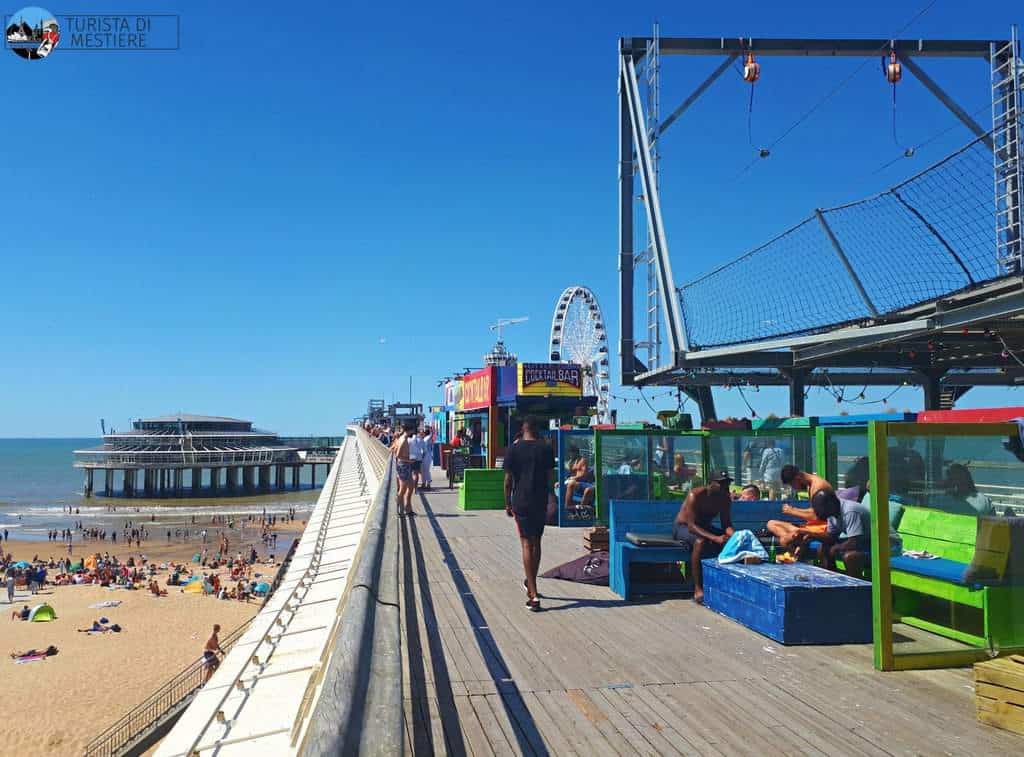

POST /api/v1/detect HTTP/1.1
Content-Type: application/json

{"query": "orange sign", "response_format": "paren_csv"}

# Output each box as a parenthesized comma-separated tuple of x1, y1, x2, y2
(461, 367, 493, 410)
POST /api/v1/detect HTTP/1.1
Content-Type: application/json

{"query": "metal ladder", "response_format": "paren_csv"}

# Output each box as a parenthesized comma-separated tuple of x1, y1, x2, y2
(992, 26, 1023, 274)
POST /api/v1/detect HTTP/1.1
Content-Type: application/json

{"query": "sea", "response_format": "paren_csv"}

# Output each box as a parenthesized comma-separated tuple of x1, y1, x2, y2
(0, 439, 321, 542)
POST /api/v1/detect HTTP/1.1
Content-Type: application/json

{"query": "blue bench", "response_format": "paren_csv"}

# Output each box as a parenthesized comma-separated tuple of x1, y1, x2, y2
(610, 500, 688, 599)
(609, 499, 803, 599)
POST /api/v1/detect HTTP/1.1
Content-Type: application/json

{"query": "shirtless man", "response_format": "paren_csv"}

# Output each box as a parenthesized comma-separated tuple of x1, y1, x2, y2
(203, 623, 225, 683)
(674, 470, 734, 604)
(779, 465, 833, 520)
(392, 424, 416, 516)
(766, 465, 834, 555)
(564, 456, 595, 516)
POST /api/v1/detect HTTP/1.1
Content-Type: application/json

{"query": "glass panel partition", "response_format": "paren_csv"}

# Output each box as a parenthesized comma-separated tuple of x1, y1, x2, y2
(593, 430, 707, 523)
(557, 429, 596, 526)
(870, 421, 1024, 670)
(706, 430, 815, 499)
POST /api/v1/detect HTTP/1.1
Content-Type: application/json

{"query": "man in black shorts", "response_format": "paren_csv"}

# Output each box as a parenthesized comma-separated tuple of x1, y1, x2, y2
(503, 416, 555, 612)
(673, 470, 734, 604)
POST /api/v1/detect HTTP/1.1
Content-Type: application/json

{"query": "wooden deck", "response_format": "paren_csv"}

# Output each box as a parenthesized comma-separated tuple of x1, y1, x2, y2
(399, 478, 1022, 756)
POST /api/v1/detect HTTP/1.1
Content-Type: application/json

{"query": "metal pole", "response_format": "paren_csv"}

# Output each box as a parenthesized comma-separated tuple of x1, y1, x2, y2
(658, 54, 738, 136)
(621, 54, 687, 354)
(814, 209, 880, 317)
(619, 45, 636, 383)
(901, 56, 993, 150)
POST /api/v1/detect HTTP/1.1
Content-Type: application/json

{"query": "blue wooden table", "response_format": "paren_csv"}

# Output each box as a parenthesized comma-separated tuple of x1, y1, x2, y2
(702, 560, 872, 645)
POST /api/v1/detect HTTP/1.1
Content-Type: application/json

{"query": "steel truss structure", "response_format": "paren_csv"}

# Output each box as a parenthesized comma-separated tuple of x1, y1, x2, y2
(619, 32, 1024, 419)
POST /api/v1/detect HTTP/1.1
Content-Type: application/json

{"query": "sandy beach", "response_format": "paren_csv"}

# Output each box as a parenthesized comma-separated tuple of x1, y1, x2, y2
(0, 522, 307, 757)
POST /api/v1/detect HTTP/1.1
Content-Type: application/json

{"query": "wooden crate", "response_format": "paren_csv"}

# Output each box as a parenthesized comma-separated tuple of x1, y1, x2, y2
(975, 655, 1024, 736)
(583, 526, 608, 552)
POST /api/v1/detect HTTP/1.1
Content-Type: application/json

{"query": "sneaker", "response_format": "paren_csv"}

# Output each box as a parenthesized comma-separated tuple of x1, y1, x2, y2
(525, 598, 541, 612)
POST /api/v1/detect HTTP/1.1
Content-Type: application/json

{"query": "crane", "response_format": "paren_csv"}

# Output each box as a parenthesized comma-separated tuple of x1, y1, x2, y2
(489, 316, 528, 342)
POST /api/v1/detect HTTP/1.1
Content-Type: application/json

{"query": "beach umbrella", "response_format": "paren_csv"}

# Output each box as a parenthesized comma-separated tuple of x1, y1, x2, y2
(12, 561, 31, 568)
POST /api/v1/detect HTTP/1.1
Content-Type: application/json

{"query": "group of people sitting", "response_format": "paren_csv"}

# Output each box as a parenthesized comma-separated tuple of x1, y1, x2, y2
(673, 465, 874, 604)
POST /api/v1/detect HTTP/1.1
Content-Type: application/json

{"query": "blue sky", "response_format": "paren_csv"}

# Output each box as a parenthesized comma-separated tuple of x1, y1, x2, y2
(1, 0, 1021, 436)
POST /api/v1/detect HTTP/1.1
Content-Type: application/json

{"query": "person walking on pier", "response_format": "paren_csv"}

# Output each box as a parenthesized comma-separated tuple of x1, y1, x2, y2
(419, 428, 433, 490)
(503, 416, 555, 612)
(393, 423, 417, 516)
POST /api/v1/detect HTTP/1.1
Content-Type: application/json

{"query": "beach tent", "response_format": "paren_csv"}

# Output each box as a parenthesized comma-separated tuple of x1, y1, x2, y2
(84, 555, 98, 570)
(68, 561, 83, 572)
(252, 582, 271, 596)
(28, 603, 56, 622)
(183, 580, 206, 594)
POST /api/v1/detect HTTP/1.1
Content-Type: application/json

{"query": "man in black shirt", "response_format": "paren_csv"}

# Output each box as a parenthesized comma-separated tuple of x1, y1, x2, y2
(503, 416, 555, 612)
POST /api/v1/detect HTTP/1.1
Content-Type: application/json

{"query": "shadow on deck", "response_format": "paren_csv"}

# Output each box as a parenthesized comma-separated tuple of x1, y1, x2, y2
(398, 478, 1021, 756)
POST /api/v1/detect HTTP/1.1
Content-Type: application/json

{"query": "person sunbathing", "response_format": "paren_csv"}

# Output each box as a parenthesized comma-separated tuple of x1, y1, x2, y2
(78, 620, 108, 632)
(10, 605, 30, 621)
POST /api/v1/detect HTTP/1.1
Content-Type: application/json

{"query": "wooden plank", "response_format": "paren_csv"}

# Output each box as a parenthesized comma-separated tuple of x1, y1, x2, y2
(468, 694, 516, 757)
(483, 693, 542, 757)
(566, 688, 644, 757)
(586, 687, 675, 757)
(515, 691, 580, 756)
(976, 699, 1024, 735)
(453, 694, 496, 757)
(548, 689, 619, 757)
(609, 686, 690, 756)
(629, 684, 728, 756)
(978, 681, 1024, 707)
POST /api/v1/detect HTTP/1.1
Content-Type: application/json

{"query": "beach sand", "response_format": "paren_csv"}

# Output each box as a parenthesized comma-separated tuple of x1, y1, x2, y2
(0, 524, 306, 757)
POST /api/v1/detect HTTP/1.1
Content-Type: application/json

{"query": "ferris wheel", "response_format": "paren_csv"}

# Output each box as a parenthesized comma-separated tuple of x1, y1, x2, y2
(549, 286, 611, 422)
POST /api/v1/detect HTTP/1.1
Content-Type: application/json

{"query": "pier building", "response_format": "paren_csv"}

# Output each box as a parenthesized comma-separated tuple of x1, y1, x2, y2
(73, 414, 340, 498)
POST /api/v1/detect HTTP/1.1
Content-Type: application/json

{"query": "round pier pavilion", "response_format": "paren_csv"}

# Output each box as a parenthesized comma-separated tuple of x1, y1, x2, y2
(73, 414, 340, 498)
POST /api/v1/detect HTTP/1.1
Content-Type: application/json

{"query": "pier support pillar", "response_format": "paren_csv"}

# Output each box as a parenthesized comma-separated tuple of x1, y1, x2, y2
(159, 469, 166, 495)
(258, 465, 270, 490)
(123, 470, 134, 497)
(210, 468, 219, 493)
(142, 469, 152, 497)
(84, 469, 94, 497)
(310, 464, 316, 488)
(292, 465, 300, 489)
(226, 467, 237, 492)
(192, 468, 202, 494)
(243, 466, 254, 491)
(104, 469, 112, 497)
(276, 464, 285, 490)
(175, 468, 183, 496)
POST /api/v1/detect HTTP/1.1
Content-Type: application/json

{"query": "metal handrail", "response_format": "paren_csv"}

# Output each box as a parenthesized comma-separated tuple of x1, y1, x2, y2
(179, 440, 356, 757)
(82, 618, 253, 757)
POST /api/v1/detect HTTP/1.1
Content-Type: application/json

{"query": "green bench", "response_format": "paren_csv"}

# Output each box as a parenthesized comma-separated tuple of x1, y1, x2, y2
(458, 468, 506, 511)
(890, 506, 1024, 650)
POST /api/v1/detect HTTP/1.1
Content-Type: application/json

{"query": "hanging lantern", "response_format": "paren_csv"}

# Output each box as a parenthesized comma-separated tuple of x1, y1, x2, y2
(884, 50, 901, 84)
(743, 52, 760, 83)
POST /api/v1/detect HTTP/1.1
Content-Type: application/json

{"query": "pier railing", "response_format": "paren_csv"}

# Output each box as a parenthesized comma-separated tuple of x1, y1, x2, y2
(82, 618, 253, 757)
(298, 428, 402, 755)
